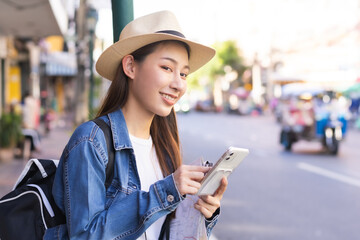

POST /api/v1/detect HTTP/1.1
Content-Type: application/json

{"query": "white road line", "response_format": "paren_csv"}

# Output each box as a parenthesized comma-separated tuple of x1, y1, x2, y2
(297, 162, 360, 188)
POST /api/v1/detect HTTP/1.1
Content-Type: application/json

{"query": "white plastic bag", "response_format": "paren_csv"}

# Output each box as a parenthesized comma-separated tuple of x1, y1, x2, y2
(169, 158, 208, 240)
(169, 195, 207, 240)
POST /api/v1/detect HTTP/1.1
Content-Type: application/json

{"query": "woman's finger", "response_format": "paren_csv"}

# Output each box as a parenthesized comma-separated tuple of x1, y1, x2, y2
(213, 177, 228, 197)
(173, 165, 211, 196)
(199, 195, 219, 207)
(188, 171, 206, 181)
(187, 179, 202, 190)
(198, 196, 220, 212)
(194, 202, 213, 219)
(195, 197, 218, 218)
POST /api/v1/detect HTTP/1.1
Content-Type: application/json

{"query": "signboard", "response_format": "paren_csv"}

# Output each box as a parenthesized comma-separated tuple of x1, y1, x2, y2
(6, 66, 21, 104)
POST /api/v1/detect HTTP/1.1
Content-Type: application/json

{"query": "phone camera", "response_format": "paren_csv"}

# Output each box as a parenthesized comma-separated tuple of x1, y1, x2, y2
(230, 152, 234, 156)
(226, 156, 231, 160)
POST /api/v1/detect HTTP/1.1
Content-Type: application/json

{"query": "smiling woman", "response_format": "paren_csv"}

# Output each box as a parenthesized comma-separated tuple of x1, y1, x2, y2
(122, 41, 190, 120)
(44, 10, 229, 240)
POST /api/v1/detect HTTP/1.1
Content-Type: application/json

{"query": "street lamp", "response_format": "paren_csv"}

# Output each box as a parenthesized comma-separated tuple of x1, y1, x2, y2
(86, 7, 98, 117)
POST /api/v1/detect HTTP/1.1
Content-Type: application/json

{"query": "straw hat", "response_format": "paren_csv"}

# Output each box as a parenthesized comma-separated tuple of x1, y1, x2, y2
(95, 10, 215, 81)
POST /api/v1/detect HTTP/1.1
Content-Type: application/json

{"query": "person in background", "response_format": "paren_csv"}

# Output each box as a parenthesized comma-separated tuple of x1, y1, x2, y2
(21, 92, 41, 154)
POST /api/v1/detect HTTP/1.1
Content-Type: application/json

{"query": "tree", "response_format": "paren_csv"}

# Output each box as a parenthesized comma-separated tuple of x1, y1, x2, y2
(188, 40, 247, 90)
(215, 40, 247, 80)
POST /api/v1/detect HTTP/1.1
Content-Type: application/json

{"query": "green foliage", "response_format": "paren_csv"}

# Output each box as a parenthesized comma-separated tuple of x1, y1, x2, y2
(214, 40, 247, 76)
(187, 40, 247, 90)
(0, 112, 23, 148)
(187, 56, 220, 89)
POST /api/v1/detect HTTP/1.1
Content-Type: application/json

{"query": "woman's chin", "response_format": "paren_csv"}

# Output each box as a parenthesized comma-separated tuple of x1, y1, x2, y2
(155, 108, 173, 117)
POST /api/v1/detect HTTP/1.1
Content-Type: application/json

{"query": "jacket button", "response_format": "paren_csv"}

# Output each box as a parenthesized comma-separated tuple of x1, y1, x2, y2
(167, 195, 174, 202)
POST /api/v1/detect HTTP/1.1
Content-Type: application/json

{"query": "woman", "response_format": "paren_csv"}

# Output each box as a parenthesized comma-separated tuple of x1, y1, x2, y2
(45, 11, 228, 239)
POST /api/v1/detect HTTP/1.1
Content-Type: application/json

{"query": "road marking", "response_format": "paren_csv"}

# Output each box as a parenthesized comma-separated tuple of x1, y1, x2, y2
(297, 162, 360, 188)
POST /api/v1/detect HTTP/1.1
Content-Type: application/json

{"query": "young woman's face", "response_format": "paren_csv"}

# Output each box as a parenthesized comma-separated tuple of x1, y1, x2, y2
(130, 42, 189, 117)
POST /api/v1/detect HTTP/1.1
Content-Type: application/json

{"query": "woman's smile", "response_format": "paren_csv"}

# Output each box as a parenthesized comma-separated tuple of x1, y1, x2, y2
(126, 41, 189, 117)
(160, 92, 178, 105)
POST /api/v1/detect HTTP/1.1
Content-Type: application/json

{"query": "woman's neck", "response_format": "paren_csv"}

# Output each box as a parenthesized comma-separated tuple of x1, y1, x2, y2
(122, 103, 154, 139)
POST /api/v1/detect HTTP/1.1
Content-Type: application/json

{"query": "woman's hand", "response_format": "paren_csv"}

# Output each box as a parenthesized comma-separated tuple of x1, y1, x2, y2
(194, 177, 228, 219)
(173, 165, 210, 196)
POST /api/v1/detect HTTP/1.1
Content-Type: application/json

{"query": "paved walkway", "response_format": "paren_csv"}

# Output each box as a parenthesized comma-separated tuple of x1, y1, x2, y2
(0, 117, 74, 197)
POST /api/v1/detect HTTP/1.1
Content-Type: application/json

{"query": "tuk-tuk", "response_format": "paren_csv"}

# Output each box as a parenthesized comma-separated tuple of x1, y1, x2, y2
(279, 84, 348, 155)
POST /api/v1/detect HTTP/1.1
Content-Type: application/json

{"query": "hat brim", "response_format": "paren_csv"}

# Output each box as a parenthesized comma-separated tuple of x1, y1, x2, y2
(95, 33, 215, 81)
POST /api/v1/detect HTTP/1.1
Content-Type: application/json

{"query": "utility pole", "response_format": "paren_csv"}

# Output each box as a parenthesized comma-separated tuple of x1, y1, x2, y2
(74, 0, 87, 125)
(111, 0, 133, 43)
(87, 7, 98, 117)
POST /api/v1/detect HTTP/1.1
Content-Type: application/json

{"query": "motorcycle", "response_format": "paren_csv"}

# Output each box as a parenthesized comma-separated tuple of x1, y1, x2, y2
(279, 85, 348, 155)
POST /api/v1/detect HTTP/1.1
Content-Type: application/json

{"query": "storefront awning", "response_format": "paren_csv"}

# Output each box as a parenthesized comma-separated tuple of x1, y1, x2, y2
(44, 52, 77, 76)
(0, 0, 68, 37)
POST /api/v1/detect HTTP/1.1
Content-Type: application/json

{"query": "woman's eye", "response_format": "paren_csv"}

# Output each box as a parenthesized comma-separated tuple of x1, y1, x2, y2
(161, 66, 172, 72)
(180, 73, 188, 79)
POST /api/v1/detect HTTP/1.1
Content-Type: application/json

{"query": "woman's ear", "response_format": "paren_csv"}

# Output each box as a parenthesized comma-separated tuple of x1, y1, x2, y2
(122, 55, 136, 79)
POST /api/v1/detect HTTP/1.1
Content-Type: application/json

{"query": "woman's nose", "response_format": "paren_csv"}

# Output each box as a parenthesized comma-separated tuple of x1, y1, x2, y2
(170, 73, 186, 92)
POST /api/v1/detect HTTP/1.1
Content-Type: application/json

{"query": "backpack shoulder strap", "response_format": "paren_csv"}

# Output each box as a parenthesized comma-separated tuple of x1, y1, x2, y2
(158, 214, 171, 240)
(93, 118, 115, 189)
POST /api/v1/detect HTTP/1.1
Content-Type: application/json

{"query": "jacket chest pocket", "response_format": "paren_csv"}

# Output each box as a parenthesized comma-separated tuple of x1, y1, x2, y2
(105, 179, 128, 199)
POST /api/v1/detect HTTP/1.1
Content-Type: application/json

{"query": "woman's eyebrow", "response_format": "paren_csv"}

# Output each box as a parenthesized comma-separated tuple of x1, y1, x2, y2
(161, 57, 190, 70)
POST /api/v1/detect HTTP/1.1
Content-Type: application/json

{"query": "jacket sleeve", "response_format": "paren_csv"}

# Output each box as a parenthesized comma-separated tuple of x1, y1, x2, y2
(205, 207, 220, 237)
(59, 139, 183, 239)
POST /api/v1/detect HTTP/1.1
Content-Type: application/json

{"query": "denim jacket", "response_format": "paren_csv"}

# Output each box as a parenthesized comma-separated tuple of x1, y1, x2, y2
(44, 109, 218, 240)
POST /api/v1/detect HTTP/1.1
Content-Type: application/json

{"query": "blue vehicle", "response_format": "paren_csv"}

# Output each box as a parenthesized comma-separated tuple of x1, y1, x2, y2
(279, 86, 348, 155)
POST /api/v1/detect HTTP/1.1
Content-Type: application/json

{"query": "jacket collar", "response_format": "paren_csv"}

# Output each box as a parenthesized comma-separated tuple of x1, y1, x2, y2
(107, 109, 132, 151)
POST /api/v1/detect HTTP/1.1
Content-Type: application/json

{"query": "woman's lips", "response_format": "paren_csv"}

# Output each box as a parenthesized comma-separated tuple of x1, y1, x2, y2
(160, 93, 177, 105)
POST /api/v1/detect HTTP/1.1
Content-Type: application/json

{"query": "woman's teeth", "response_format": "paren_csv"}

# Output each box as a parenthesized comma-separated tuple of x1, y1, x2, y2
(162, 93, 175, 101)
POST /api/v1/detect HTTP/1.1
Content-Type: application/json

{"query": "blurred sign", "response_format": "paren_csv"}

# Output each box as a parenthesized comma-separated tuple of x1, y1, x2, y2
(6, 66, 21, 104)
(45, 36, 64, 52)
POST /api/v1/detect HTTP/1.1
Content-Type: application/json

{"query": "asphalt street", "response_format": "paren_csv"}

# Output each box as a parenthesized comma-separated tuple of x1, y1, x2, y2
(1, 112, 359, 240)
(177, 112, 360, 240)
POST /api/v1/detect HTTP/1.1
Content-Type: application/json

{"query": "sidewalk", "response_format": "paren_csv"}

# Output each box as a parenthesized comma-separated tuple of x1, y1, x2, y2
(0, 117, 74, 197)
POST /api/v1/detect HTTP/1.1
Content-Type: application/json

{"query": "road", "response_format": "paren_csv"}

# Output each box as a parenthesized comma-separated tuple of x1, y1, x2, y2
(177, 112, 360, 240)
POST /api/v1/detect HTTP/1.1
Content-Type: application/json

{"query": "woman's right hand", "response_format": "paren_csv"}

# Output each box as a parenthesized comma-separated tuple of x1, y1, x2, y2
(172, 165, 210, 196)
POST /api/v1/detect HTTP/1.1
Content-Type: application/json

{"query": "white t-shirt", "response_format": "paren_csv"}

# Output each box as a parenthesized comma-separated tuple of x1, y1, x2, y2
(129, 134, 166, 240)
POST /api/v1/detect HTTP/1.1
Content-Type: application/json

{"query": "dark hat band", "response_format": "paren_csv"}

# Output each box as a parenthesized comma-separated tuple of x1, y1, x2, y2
(156, 30, 185, 38)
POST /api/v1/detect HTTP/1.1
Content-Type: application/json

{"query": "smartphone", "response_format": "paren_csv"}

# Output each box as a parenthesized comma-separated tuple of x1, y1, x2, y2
(197, 147, 249, 196)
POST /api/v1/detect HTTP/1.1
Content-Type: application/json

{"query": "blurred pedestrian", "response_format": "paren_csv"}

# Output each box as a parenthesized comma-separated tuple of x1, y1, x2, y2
(22, 91, 40, 130)
(45, 11, 228, 240)
(21, 92, 41, 156)
(44, 108, 56, 135)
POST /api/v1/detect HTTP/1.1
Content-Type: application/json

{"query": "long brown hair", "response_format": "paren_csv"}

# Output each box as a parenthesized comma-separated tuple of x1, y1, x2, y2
(96, 40, 190, 177)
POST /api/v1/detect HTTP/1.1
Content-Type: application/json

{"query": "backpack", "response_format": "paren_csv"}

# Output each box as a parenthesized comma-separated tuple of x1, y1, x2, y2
(0, 118, 115, 240)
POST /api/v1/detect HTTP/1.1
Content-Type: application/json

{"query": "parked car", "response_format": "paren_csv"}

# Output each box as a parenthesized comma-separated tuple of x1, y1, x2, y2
(195, 99, 216, 112)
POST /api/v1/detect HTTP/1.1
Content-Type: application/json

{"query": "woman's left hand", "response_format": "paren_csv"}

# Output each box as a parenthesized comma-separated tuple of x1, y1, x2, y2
(194, 177, 228, 219)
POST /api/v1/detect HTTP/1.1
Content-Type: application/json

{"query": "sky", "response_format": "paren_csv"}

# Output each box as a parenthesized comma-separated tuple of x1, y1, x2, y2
(92, 0, 360, 85)
(94, 0, 359, 54)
